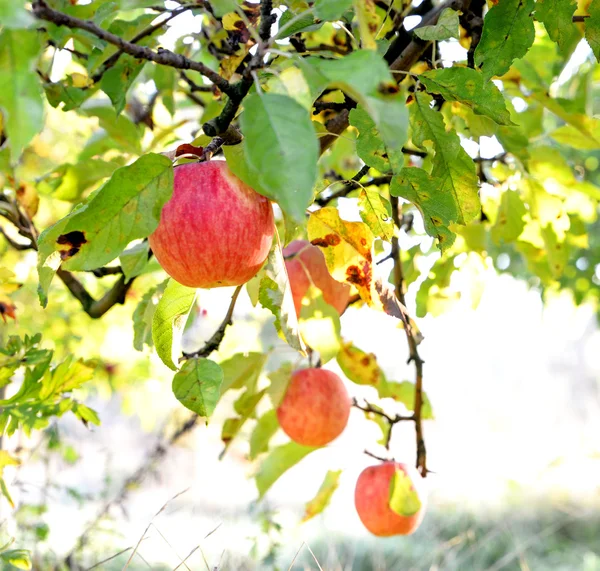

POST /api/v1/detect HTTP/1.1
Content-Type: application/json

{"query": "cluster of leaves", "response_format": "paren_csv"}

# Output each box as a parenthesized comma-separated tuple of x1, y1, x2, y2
(0, 0, 599, 543)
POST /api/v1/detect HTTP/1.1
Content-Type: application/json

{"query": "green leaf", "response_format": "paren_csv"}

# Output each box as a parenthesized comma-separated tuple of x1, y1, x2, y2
(587, 0, 600, 61)
(222, 388, 266, 449)
(100, 55, 146, 115)
(119, 241, 149, 282)
(267, 362, 293, 408)
(378, 380, 434, 419)
(303, 469, 342, 521)
(80, 104, 143, 155)
(354, 0, 378, 50)
(491, 190, 527, 244)
(409, 92, 480, 225)
(299, 285, 341, 364)
(420, 67, 513, 126)
(0, 29, 44, 162)
(211, 0, 241, 18)
(219, 352, 268, 394)
(249, 409, 279, 460)
(172, 358, 223, 417)
(277, 9, 323, 38)
(413, 8, 460, 41)
(152, 279, 197, 371)
(391, 167, 458, 251)
(73, 403, 101, 427)
(37, 159, 121, 201)
(535, 0, 579, 53)
(303, 51, 409, 152)
(132, 280, 168, 352)
(541, 223, 568, 278)
(0, 549, 32, 570)
(349, 106, 403, 174)
(358, 187, 394, 241)
(37, 154, 173, 306)
(314, 0, 353, 21)
(474, 0, 535, 81)
(388, 468, 421, 517)
(240, 93, 319, 222)
(259, 239, 306, 353)
(255, 441, 317, 497)
(0, 0, 34, 29)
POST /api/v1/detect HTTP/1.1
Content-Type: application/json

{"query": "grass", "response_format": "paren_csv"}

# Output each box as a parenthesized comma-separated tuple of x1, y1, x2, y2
(73, 500, 600, 571)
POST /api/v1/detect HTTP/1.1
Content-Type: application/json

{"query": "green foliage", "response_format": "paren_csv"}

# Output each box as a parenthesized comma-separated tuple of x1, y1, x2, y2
(255, 442, 317, 498)
(413, 8, 460, 41)
(0, 0, 599, 550)
(0, 29, 43, 162)
(303, 469, 342, 521)
(152, 279, 196, 371)
(475, 0, 536, 80)
(172, 358, 223, 417)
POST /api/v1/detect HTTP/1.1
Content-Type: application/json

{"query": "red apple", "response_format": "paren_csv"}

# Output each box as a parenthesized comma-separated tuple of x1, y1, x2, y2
(149, 160, 274, 288)
(283, 240, 351, 316)
(277, 368, 351, 447)
(355, 462, 426, 536)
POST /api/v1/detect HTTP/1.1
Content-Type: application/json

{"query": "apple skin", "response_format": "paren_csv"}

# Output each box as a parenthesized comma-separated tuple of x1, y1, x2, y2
(283, 240, 351, 316)
(355, 462, 426, 536)
(149, 161, 274, 288)
(277, 368, 351, 447)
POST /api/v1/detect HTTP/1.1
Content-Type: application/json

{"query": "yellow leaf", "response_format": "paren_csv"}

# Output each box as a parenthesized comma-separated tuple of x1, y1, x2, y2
(336, 341, 383, 386)
(70, 72, 93, 88)
(15, 182, 39, 218)
(354, 0, 379, 50)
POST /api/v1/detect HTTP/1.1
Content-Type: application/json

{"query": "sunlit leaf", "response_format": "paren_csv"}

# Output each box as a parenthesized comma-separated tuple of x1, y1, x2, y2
(259, 236, 306, 353)
(491, 190, 527, 244)
(249, 409, 279, 460)
(474, 0, 535, 81)
(413, 8, 459, 41)
(420, 67, 513, 126)
(172, 358, 223, 418)
(255, 441, 317, 498)
(0, 29, 44, 162)
(336, 341, 384, 386)
(303, 469, 342, 521)
(219, 352, 268, 394)
(37, 153, 173, 306)
(409, 93, 480, 225)
(152, 279, 197, 371)
(299, 285, 341, 363)
(240, 93, 319, 222)
(388, 467, 421, 517)
(585, 0, 600, 61)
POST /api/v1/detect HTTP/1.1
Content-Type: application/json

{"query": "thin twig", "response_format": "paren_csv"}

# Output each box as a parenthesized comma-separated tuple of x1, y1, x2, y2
(31, 1, 231, 94)
(390, 195, 427, 477)
(181, 285, 243, 360)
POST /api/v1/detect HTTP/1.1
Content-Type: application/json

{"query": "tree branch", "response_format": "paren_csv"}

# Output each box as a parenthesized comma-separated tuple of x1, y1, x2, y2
(390, 196, 427, 477)
(90, 6, 192, 83)
(181, 285, 243, 361)
(31, 0, 231, 94)
(202, 0, 275, 137)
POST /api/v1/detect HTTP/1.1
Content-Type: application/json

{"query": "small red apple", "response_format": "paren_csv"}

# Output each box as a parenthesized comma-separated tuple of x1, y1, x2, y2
(149, 160, 274, 288)
(283, 240, 351, 316)
(276, 368, 351, 447)
(355, 462, 426, 536)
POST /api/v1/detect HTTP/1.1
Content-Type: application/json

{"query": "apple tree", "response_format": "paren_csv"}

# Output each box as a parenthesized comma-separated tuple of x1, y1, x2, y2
(1, 0, 600, 562)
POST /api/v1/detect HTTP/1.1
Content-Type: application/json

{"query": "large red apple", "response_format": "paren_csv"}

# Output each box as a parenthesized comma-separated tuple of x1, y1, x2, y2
(355, 462, 426, 536)
(276, 368, 351, 447)
(283, 240, 351, 316)
(149, 160, 274, 288)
